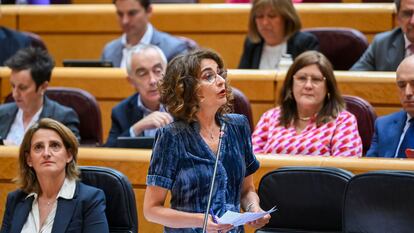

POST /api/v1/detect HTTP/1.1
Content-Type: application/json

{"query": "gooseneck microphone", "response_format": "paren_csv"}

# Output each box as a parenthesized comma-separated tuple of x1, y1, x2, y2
(202, 123, 226, 233)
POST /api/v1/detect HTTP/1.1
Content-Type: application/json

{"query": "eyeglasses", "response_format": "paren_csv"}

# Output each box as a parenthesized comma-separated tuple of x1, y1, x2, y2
(201, 70, 227, 84)
(399, 9, 414, 19)
(293, 74, 326, 86)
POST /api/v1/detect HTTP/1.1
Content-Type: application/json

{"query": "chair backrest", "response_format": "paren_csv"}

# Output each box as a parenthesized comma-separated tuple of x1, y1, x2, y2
(343, 171, 414, 233)
(302, 27, 369, 70)
(80, 166, 138, 233)
(5, 87, 103, 146)
(343, 95, 377, 155)
(257, 167, 353, 233)
(231, 87, 254, 132)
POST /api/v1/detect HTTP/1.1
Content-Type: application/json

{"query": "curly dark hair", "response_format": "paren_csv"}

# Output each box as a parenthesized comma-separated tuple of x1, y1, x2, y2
(279, 50, 345, 127)
(159, 49, 233, 123)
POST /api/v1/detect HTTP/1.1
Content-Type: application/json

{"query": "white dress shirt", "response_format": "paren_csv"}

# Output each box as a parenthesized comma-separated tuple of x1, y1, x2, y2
(120, 23, 154, 68)
(21, 178, 76, 233)
(5, 107, 43, 145)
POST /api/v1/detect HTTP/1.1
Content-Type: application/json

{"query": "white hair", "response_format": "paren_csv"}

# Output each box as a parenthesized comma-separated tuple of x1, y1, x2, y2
(126, 44, 168, 76)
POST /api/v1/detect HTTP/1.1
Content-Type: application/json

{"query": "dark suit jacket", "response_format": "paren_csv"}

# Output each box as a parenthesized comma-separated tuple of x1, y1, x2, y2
(0, 97, 80, 142)
(0, 182, 109, 233)
(0, 27, 31, 66)
(101, 27, 188, 67)
(366, 110, 408, 158)
(350, 28, 405, 71)
(104, 93, 144, 147)
(238, 31, 320, 69)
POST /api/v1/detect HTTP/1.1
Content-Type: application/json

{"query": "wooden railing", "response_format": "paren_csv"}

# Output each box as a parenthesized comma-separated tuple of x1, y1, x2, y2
(0, 146, 413, 232)
(0, 3, 396, 68)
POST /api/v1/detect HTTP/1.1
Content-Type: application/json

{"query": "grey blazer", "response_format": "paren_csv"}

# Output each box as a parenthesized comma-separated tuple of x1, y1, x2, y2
(0, 97, 80, 141)
(350, 28, 405, 71)
(101, 28, 188, 67)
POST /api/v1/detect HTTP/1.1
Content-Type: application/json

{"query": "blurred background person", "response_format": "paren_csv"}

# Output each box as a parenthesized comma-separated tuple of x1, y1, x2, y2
(238, 0, 319, 70)
(0, 27, 31, 65)
(367, 55, 414, 158)
(351, 0, 414, 71)
(252, 51, 362, 156)
(0, 47, 80, 146)
(101, 0, 188, 67)
(104, 44, 173, 147)
(0, 118, 108, 233)
(143, 49, 270, 232)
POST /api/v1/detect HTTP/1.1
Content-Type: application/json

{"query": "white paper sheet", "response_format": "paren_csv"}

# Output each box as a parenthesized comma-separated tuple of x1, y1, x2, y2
(217, 206, 277, 227)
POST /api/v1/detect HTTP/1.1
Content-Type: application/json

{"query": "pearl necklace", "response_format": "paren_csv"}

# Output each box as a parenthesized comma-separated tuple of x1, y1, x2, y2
(298, 116, 311, 121)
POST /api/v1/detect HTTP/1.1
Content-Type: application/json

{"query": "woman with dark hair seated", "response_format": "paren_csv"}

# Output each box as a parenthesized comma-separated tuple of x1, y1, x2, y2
(239, 0, 319, 70)
(0, 118, 109, 233)
(252, 51, 362, 156)
(144, 49, 270, 232)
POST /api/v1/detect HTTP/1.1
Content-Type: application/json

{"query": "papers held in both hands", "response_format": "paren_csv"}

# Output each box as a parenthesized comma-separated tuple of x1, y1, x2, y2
(217, 206, 277, 227)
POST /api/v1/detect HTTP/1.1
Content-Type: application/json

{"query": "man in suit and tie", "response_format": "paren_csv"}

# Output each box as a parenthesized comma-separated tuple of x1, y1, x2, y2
(351, 0, 414, 71)
(101, 0, 188, 67)
(367, 55, 414, 157)
(104, 44, 173, 147)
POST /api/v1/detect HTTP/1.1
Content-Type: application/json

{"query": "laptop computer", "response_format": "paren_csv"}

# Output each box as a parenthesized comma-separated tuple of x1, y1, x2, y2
(116, 136, 155, 149)
(63, 59, 113, 68)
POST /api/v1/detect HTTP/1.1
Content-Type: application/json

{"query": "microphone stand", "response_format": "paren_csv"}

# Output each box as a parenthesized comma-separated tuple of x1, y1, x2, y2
(202, 123, 225, 233)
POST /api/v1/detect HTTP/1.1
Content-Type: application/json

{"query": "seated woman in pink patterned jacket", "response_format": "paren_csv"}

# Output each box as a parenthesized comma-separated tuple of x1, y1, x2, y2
(252, 51, 362, 157)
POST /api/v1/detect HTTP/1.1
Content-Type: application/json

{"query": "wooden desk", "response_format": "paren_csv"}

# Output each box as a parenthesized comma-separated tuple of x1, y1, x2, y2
(1, 146, 414, 233)
(0, 3, 396, 68)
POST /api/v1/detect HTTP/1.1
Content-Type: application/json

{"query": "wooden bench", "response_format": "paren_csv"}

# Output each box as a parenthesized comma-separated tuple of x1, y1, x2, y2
(0, 146, 413, 233)
(0, 3, 395, 68)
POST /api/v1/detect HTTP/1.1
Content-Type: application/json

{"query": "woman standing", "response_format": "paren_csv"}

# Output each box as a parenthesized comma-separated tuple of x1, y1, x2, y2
(144, 49, 270, 232)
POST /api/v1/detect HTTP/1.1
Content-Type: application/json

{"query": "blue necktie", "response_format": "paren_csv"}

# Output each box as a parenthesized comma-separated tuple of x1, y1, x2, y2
(397, 119, 414, 158)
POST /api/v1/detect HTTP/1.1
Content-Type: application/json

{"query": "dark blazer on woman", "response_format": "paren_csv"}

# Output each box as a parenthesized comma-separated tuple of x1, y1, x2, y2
(0, 182, 109, 233)
(0, 96, 80, 142)
(238, 31, 319, 69)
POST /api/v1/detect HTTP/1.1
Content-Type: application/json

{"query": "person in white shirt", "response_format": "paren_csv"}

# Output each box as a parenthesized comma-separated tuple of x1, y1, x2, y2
(0, 47, 79, 146)
(101, 0, 188, 67)
(0, 118, 109, 233)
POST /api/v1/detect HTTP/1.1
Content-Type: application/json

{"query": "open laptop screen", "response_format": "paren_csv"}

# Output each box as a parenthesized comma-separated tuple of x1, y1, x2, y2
(63, 59, 113, 68)
(116, 136, 155, 149)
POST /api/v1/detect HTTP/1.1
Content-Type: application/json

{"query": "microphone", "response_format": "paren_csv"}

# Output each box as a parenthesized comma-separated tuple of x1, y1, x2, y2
(202, 123, 226, 233)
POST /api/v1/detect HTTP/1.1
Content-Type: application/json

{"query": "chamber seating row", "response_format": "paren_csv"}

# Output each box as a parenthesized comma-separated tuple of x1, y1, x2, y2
(0, 68, 399, 143)
(258, 167, 414, 233)
(1, 147, 414, 233)
(0, 3, 396, 68)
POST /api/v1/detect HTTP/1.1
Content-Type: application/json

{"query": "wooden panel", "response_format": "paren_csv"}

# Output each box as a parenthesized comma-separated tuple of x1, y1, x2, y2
(298, 3, 395, 33)
(99, 100, 120, 142)
(18, 5, 119, 32)
(40, 34, 119, 66)
(0, 8, 18, 29)
(251, 103, 274, 127)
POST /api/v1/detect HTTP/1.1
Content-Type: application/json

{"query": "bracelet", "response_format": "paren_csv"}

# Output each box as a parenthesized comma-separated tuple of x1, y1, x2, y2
(245, 202, 255, 212)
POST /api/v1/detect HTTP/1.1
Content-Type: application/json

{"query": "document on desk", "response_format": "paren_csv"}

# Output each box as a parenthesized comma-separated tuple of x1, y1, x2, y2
(217, 206, 277, 227)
